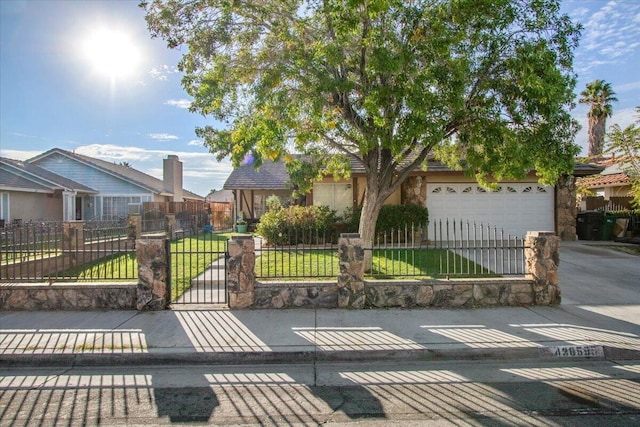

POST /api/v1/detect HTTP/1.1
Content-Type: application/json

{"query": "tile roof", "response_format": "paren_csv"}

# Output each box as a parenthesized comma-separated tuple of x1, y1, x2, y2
(577, 172, 631, 188)
(28, 148, 203, 199)
(1, 157, 96, 193)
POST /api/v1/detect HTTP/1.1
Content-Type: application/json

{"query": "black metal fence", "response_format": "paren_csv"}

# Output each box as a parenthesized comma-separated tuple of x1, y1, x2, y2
(255, 227, 339, 279)
(169, 232, 228, 305)
(254, 220, 526, 280)
(1, 221, 136, 282)
(367, 220, 525, 279)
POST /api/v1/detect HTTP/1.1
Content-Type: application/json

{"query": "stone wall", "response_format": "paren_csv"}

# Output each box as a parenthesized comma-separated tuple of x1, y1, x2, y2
(254, 281, 337, 308)
(401, 175, 427, 206)
(249, 232, 559, 310)
(227, 235, 256, 309)
(525, 231, 561, 305)
(556, 175, 578, 241)
(136, 237, 170, 311)
(253, 278, 535, 309)
(0, 282, 137, 310)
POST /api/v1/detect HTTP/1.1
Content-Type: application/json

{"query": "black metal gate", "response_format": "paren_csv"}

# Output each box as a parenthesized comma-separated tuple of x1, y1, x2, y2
(169, 233, 228, 305)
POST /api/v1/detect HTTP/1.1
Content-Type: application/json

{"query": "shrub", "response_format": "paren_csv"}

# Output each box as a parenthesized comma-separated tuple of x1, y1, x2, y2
(341, 204, 429, 234)
(256, 204, 339, 245)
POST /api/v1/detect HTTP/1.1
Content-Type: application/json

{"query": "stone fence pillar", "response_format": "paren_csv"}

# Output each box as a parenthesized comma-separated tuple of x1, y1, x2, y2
(63, 221, 84, 267)
(227, 235, 255, 308)
(525, 231, 561, 306)
(128, 214, 142, 241)
(136, 236, 170, 311)
(166, 213, 177, 239)
(337, 233, 366, 308)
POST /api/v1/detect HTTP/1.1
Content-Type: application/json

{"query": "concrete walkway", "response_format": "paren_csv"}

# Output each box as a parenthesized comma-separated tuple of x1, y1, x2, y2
(1, 240, 639, 367)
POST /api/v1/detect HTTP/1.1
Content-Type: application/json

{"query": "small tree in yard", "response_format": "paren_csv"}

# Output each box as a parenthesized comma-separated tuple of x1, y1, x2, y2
(606, 107, 640, 207)
(142, 0, 581, 258)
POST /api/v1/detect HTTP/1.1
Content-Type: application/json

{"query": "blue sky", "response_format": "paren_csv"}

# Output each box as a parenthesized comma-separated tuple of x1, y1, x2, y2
(1, 0, 639, 197)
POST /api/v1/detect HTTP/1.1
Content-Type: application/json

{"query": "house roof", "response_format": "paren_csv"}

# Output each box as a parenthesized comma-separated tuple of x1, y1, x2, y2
(346, 153, 605, 177)
(0, 157, 96, 193)
(224, 153, 605, 190)
(28, 148, 203, 200)
(578, 172, 631, 189)
(206, 189, 234, 203)
(223, 159, 293, 190)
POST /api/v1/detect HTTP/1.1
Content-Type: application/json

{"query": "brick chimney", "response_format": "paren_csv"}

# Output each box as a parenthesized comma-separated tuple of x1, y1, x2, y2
(163, 155, 183, 202)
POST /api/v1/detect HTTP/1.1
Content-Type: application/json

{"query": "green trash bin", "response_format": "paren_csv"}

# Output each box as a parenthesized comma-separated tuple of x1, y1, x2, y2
(601, 213, 616, 240)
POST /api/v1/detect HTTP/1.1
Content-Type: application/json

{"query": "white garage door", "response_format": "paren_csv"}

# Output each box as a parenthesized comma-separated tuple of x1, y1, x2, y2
(426, 183, 554, 238)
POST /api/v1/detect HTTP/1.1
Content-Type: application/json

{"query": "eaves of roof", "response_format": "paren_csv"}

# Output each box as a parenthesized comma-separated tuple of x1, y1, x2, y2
(577, 172, 631, 189)
(223, 160, 293, 190)
(0, 157, 97, 193)
(28, 148, 203, 200)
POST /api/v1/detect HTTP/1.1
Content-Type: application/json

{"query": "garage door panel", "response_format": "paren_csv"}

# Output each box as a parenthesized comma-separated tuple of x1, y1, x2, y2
(427, 183, 553, 237)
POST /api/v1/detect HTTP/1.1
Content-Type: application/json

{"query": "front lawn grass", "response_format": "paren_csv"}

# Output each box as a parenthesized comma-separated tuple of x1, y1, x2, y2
(56, 232, 234, 301)
(256, 247, 494, 279)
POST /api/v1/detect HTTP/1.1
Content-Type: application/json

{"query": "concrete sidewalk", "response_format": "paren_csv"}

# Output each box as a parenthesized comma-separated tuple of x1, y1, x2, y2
(2, 303, 639, 367)
(2, 240, 639, 367)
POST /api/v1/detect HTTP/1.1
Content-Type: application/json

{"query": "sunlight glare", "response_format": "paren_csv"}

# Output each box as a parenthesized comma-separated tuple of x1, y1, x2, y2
(82, 29, 140, 79)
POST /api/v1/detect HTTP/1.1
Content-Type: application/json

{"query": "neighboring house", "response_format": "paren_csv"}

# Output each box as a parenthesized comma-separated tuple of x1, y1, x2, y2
(577, 156, 634, 200)
(223, 159, 298, 220)
(205, 189, 234, 203)
(0, 157, 96, 225)
(1, 148, 202, 224)
(223, 156, 602, 240)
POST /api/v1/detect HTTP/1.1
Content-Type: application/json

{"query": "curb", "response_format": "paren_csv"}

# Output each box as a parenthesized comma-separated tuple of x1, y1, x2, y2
(2, 346, 638, 368)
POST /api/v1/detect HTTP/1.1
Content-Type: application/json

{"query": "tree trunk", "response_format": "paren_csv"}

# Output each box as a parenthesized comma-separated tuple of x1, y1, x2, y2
(588, 115, 606, 156)
(358, 188, 386, 271)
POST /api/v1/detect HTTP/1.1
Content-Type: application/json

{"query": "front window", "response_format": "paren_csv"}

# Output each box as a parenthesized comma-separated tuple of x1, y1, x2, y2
(101, 196, 149, 220)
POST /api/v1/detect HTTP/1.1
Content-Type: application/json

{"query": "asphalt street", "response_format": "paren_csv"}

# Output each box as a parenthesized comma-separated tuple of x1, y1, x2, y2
(1, 359, 639, 425)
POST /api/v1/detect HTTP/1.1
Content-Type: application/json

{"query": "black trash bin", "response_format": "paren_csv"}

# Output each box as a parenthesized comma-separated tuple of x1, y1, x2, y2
(577, 211, 604, 240)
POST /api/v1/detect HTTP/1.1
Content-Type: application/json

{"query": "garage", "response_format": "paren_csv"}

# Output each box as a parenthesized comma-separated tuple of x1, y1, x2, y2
(426, 183, 554, 237)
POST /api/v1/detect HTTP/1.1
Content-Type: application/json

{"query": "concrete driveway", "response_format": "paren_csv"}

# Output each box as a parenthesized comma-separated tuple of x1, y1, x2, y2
(559, 241, 640, 305)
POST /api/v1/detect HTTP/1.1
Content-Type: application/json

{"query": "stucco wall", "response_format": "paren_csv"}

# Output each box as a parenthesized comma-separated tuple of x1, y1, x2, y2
(5, 191, 63, 222)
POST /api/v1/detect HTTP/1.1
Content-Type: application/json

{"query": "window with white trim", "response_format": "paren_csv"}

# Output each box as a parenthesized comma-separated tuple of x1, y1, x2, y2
(100, 195, 151, 220)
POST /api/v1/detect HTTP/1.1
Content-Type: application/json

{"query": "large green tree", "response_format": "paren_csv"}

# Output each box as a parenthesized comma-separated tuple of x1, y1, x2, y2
(142, 0, 581, 249)
(579, 79, 617, 157)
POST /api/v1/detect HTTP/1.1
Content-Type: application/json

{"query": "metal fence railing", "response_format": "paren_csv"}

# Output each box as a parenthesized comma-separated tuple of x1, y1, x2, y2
(254, 220, 527, 280)
(1, 222, 136, 282)
(366, 220, 526, 279)
(255, 227, 338, 279)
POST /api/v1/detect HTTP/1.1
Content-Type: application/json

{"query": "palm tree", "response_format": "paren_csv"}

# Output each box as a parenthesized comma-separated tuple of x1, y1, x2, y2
(579, 80, 618, 156)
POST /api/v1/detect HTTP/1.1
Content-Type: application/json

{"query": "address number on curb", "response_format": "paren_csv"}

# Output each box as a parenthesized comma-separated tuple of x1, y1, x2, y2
(541, 345, 604, 358)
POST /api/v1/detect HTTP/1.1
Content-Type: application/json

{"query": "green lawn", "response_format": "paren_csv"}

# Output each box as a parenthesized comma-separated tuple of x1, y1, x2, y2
(54, 234, 496, 297)
(56, 233, 233, 300)
(170, 233, 230, 299)
(256, 247, 494, 279)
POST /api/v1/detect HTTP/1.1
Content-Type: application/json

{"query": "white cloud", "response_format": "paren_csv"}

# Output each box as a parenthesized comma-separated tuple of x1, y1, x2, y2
(615, 80, 640, 93)
(148, 133, 179, 141)
(165, 99, 191, 109)
(148, 65, 179, 81)
(0, 149, 43, 161)
(187, 139, 203, 146)
(579, 2, 640, 60)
